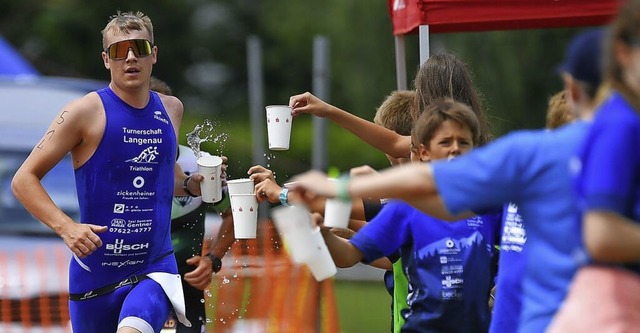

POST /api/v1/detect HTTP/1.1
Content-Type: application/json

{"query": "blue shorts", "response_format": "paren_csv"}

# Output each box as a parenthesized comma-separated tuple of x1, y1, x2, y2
(69, 277, 172, 333)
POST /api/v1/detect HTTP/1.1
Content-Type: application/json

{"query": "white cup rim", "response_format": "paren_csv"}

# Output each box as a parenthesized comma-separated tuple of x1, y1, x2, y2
(196, 155, 222, 167)
(230, 193, 257, 197)
(266, 105, 291, 109)
(227, 178, 253, 184)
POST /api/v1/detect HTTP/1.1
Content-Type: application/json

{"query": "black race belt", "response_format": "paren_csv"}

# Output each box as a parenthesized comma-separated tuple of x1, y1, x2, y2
(69, 250, 174, 301)
(69, 274, 149, 301)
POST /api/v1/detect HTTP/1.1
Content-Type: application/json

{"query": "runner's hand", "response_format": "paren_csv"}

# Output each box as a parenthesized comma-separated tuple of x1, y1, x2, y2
(61, 223, 107, 258)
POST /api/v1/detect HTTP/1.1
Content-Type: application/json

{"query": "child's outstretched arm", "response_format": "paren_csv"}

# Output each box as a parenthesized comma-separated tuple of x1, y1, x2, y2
(289, 92, 410, 158)
(319, 225, 365, 268)
(291, 166, 474, 221)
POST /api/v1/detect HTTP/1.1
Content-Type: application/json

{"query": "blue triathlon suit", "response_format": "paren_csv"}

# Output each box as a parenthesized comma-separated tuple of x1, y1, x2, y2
(350, 200, 501, 333)
(575, 91, 640, 274)
(432, 120, 590, 333)
(490, 203, 526, 333)
(69, 87, 178, 333)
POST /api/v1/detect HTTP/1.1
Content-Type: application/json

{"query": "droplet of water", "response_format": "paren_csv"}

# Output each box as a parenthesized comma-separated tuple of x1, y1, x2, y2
(186, 118, 228, 158)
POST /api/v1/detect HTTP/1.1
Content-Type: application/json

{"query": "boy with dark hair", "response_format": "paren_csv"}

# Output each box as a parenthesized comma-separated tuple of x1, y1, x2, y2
(313, 98, 500, 332)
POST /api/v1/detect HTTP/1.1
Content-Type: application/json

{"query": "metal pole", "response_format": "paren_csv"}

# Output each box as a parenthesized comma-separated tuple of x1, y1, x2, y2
(247, 36, 266, 167)
(312, 36, 330, 171)
(247, 35, 269, 218)
(419, 25, 431, 64)
(394, 35, 408, 90)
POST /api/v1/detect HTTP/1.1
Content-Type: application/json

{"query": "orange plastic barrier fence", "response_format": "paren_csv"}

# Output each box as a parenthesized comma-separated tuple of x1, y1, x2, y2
(0, 244, 72, 333)
(206, 218, 340, 333)
(0, 218, 339, 333)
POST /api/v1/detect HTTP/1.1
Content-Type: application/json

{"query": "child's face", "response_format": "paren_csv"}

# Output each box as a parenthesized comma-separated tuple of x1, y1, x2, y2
(414, 119, 474, 162)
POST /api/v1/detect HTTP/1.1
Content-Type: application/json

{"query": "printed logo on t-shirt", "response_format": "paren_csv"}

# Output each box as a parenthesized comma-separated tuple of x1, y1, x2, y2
(133, 176, 145, 188)
(102, 259, 145, 267)
(113, 203, 125, 214)
(126, 146, 160, 164)
(122, 128, 165, 147)
(153, 111, 169, 124)
(501, 203, 526, 252)
(466, 216, 484, 229)
(110, 219, 126, 227)
(112, 203, 154, 213)
(108, 218, 153, 235)
(116, 188, 156, 200)
(105, 239, 149, 255)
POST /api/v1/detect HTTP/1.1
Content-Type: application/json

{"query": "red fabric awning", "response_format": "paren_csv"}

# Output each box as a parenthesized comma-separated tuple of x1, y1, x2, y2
(388, 0, 622, 35)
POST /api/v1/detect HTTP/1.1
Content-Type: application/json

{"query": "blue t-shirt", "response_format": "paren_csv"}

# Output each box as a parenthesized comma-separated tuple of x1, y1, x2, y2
(432, 120, 590, 333)
(575, 91, 640, 273)
(350, 200, 500, 333)
(490, 203, 526, 333)
(72, 88, 178, 293)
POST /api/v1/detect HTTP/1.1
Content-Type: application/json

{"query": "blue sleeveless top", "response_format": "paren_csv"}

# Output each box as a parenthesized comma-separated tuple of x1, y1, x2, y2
(70, 87, 177, 294)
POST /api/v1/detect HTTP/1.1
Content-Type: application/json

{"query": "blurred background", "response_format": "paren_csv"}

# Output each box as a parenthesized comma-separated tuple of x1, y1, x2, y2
(0, 0, 585, 180)
(0, 1, 603, 332)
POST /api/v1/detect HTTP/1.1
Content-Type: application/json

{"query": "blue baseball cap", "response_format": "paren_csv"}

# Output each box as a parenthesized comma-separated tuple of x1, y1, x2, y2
(557, 28, 606, 88)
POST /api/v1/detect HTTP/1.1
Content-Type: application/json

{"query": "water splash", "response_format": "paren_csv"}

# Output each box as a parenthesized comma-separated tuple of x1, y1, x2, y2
(186, 118, 228, 158)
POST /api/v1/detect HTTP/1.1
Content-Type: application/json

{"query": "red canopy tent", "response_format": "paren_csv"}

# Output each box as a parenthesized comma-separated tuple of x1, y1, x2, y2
(388, 0, 622, 89)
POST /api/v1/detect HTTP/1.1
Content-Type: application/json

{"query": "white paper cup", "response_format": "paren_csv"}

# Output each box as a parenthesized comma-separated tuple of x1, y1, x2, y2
(196, 154, 223, 203)
(323, 179, 351, 229)
(305, 227, 337, 281)
(324, 199, 351, 229)
(230, 194, 258, 239)
(266, 105, 293, 151)
(227, 178, 255, 195)
(271, 205, 315, 263)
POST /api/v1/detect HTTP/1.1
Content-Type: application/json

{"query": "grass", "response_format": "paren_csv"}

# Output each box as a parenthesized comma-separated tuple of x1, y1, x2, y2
(334, 279, 391, 333)
(204, 277, 391, 333)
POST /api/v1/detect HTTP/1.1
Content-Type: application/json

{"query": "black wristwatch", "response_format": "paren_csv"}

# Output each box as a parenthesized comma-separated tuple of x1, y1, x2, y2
(206, 253, 222, 274)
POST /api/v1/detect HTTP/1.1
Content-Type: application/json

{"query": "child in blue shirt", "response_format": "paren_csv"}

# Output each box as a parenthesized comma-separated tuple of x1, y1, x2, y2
(570, 6, 640, 330)
(318, 99, 501, 332)
(576, 2, 640, 275)
(289, 28, 605, 333)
